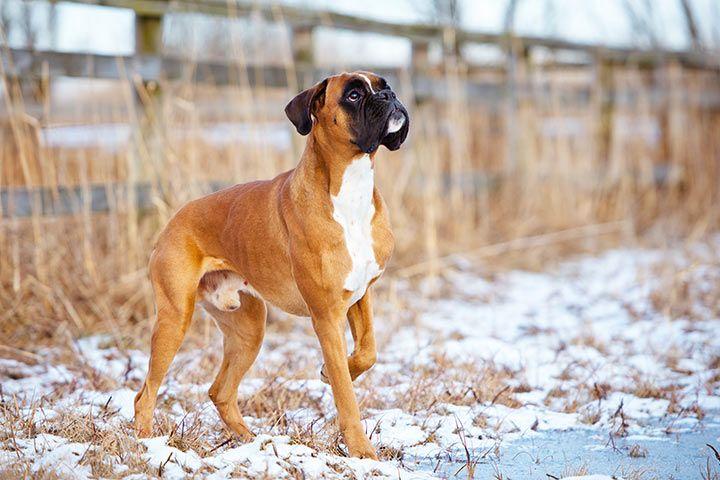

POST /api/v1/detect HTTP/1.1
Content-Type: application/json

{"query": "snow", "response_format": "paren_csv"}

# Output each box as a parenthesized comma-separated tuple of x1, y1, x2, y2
(1, 246, 719, 478)
(5, 434, 93, 480)
(141, 436, 204, 478)
(110, 388, 141, 421)
(562, 476, 621, 480)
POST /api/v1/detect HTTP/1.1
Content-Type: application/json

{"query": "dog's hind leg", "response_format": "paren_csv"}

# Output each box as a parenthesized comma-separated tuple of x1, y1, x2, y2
(206, 293, 266, 439)
(134, 246, 202, 437)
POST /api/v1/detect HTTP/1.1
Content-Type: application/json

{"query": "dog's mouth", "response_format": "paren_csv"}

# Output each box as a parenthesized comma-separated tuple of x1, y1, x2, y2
(385, 109, 406, 135)
(378, 105, 409, 151)
(353, 101, 409, 154)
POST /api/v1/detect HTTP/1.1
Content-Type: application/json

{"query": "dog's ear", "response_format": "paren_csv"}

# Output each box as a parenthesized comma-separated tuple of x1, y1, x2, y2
(284, 79, 329, 136)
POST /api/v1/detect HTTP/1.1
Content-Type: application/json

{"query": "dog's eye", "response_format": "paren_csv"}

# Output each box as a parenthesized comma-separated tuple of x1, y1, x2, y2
(347, 91, 361, 102)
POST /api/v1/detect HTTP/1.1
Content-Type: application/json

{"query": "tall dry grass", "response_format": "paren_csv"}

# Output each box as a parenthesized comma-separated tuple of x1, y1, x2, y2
(1, 12, 720, 349)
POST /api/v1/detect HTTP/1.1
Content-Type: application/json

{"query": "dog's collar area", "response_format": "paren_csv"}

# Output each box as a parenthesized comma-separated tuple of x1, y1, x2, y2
(364, 143, 378, 154)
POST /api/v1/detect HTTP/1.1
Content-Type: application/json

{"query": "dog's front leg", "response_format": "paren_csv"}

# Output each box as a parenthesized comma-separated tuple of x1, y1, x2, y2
(347, 291, 377, 380)
(312, 310, 377, 459)
(321, 292, 377, 383)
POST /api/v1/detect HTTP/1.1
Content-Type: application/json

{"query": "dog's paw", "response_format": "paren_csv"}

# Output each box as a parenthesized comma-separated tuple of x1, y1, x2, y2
(134, 420, 153, 438)
(343, 428, 378, 459)
(348, 442, 378, 460)
(235, 430, 255, 443)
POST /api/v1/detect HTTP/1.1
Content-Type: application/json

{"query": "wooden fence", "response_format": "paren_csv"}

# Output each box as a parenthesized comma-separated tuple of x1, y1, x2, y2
(2, 0, 720, 218)
(4, 0, 719, 89)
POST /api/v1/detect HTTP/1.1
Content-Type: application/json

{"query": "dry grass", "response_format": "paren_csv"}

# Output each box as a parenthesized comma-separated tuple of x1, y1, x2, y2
(0, 338, 520, 478)
(1, 397, 151, 478)
(702, 456, 720, 480)
(1, 32, 719, 350)
(648, 241, 720, 323)
(363, 354, 523, 414)
(628, 444, 648, 458)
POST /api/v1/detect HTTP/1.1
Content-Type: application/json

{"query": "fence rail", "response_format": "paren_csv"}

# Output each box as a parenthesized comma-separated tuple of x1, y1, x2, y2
(5, 46, 720, 114)
(62, 0, 720, 69)
(0, 181, 227, 218)
(1, 163, 679, 218)
(2, 47, 476, 101)
(2, 0, 719, 94)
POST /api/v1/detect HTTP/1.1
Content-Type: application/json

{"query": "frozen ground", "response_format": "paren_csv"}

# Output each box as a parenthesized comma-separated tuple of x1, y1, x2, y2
(1, 247, 720, 479)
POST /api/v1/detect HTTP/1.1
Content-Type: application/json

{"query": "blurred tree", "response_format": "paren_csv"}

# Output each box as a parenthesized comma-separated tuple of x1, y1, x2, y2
(420, 0, 462, 27)
(503, 0, 520, 35)
(712, 0, 720, 48)
(622, 0, 658, 48)
(503, 0, 522, 173)
(0, 1, 11, 44)
(542, 0, 558, 38)
(20, 0, 36, 49)
(413, 0, 463, 60)
(679, 0, 701, 50)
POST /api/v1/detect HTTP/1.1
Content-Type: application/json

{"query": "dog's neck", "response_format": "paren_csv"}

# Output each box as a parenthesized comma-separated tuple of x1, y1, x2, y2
(291, 131, 376, 198)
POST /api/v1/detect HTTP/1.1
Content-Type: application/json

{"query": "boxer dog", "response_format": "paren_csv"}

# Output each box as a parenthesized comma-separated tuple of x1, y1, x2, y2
(134, 71, 409, 459)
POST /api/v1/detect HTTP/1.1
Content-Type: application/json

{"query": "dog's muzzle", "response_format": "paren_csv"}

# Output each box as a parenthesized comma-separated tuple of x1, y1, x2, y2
(386, 109, 406, 134)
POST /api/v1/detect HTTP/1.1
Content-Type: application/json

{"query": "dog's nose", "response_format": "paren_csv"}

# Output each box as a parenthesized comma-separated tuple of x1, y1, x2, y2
(376, 90, 396, 101)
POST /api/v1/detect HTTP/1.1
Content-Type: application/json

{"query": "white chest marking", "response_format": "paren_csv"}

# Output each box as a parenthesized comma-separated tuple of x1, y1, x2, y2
(331, 154, 382, 306)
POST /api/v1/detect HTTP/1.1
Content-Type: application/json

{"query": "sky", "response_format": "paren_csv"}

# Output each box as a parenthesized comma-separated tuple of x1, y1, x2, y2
(3, 0, 719, 64)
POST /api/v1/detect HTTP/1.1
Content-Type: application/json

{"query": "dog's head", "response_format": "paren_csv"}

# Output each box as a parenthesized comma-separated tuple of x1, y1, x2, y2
(284, 71, 409, 154)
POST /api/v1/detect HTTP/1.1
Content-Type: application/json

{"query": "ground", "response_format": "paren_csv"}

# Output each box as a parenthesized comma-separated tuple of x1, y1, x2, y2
(1, 245, 720, 479)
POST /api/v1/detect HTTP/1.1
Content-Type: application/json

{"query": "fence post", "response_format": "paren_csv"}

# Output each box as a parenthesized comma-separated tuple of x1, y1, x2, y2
(595, 56, 615, 164)
(504, 36, 527, 173)
(135, 14, 163, 55)
(132, 13, 163, 109)
(288, 25, 314, 158)
(411, 40, 431, 72)
(129, 13, 164, 268)
(291, 25, 314, 89)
